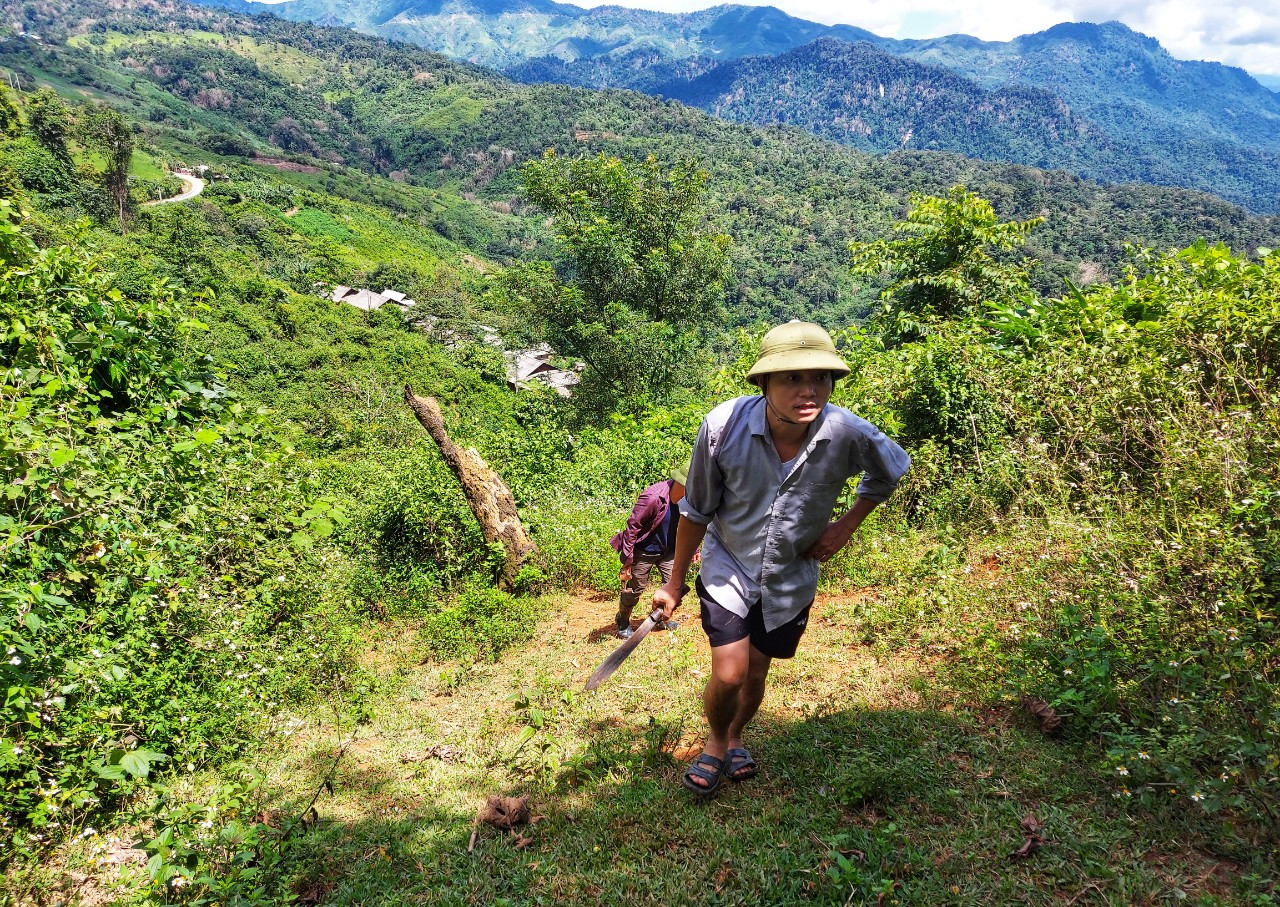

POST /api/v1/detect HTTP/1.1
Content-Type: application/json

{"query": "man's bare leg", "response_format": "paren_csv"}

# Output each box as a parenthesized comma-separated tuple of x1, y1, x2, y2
(726, 644, 771, 777)
(686, 637, 751, 788)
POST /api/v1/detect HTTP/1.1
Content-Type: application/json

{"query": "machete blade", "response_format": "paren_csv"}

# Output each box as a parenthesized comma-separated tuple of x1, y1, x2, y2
(584, 607, 663, 691)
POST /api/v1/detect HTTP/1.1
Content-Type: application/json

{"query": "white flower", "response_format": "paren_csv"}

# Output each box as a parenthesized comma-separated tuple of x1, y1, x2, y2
(1138, 751, 1150, 760)
(1190, 792, 1205, 802)
(9, 656, 20, 666)
(1063, 669, 1074, 675)
(12, 746, 21, 756)
(1116, 766, 1129, 776)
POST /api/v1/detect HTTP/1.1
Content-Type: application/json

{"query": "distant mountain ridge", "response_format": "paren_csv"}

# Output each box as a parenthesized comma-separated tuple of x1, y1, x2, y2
(187, 0, 1280, 212)
(658, 39, 1110, 163)
(191, 0, 882, 67)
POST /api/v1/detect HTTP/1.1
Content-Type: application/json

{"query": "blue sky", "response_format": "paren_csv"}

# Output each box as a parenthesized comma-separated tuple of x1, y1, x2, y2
(570, 0, 1280, 80)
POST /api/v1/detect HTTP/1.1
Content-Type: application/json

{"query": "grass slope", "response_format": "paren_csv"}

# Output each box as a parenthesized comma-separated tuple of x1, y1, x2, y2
(222, 587, 1242, 905)
(40, 519, 1266, 905)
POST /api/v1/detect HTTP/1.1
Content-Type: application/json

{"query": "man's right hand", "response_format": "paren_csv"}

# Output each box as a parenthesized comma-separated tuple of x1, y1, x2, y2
(619, 565, 632, 583)
(652, 582, 684, 621)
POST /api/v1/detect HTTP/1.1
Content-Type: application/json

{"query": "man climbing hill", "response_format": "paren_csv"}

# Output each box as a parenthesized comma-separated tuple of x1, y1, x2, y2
(652, 321, 911, 795)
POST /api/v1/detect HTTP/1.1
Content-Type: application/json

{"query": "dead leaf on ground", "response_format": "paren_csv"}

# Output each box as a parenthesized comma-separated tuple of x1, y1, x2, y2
(252, 809, 287, 828)
(876, 881, 902, 904)
(293, 877, 334, 907)
(401, 744, 461, 764)
(512, 834, 533, 850)
(1020, 695, 1063, 735)
(1009, 812, 1046, 860)
(479, 794, 530, 831)
(99, 839, 147, 867)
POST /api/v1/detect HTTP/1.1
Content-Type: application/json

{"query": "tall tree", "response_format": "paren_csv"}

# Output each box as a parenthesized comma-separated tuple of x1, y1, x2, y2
(24, 88, 71, 164)
(849, 185, 1042, 333)
(81, 104, 134, 234)
(494, 151, 731, 415)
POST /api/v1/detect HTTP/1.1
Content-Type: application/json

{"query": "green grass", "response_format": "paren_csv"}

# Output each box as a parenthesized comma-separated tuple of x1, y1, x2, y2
(36, 541, 1271, 905)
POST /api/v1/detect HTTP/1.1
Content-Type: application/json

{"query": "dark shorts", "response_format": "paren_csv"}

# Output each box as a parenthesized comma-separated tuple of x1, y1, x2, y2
(696, 576, 812, 659)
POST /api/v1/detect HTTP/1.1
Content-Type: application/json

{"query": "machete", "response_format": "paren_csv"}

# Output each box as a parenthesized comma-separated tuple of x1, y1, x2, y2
(585, 584, 686, 691)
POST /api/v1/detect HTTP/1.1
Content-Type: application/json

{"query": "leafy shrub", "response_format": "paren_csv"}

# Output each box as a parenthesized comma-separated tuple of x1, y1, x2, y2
(0, 201, 355, 846)
(419, 585, 540, 662)
(350, 443, 501, 614)
(139, 764, 300, 903)
(0, 136, 74, 193)
(837, 220, 1279, 830)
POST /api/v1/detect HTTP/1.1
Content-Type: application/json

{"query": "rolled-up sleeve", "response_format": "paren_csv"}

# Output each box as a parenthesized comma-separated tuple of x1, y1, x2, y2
(852, 426, 911, 503)
(678, 420, 721, 525)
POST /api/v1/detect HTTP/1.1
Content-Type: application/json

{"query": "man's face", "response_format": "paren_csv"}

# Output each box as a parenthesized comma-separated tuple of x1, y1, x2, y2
(763, 370, 834, 424)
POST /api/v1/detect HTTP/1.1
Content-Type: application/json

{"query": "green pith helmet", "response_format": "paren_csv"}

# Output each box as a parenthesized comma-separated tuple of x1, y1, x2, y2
(746, 320, 850, 387)
(671, 460, 690, 486)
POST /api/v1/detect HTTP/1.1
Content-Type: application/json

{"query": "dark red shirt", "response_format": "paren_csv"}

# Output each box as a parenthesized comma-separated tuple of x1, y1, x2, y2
(609, 479, 675, 567)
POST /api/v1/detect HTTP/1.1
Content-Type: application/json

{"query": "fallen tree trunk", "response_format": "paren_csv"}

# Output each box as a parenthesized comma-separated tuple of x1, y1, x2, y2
(403, 385, 538, 589)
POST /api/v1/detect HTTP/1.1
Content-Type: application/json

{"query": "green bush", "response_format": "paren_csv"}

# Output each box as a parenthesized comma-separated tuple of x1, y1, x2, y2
(0, 201, 355, 846)
(834, 232, 1279, 828)
(419, 585, 541, 662)
(0, 136, 74, 194)
(349, 443, 501, 615)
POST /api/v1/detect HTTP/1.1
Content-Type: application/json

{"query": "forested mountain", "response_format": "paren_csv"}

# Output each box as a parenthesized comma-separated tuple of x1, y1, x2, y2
(648, 36, 1280, 213)
(7, 0, 1279, 324)
(657, 38, 1111, 166)
(181, 0, 1280, 212)
(189, 0, 880, 69)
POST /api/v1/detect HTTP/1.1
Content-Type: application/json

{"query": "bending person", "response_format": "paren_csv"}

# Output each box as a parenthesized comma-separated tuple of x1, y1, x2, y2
(610, 461, 690, 639)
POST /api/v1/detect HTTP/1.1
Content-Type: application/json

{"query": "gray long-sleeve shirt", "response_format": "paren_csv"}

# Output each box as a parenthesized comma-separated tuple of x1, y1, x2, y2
(679, 395, 910, 631)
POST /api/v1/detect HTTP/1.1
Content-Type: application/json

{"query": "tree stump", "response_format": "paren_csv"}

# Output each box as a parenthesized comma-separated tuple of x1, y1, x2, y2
(403, 386, 538, 589)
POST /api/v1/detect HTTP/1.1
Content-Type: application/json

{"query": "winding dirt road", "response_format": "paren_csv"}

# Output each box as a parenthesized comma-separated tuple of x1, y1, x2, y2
(143, 171, 205, 206)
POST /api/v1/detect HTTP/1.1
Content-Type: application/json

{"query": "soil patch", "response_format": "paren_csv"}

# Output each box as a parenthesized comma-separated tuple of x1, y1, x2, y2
(253, 156, 323, 173)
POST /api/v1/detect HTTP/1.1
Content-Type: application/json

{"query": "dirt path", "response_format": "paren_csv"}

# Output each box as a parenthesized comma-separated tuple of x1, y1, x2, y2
(48, 591, 1249, 905)
(230, 590, 1244, 906)
(143, 172, 205, 206)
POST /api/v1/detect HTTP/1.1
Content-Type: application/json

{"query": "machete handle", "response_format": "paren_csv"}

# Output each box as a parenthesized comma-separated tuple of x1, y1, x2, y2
(653, 584, 691, 618)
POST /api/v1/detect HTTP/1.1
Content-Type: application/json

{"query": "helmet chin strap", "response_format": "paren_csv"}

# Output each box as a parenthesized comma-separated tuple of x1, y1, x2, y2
(761, 376, 802, 426)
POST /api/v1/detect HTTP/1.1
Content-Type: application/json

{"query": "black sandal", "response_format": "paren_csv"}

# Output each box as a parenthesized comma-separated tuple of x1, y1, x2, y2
(681, 753, 725, 797)
(726, 747, 758, 781)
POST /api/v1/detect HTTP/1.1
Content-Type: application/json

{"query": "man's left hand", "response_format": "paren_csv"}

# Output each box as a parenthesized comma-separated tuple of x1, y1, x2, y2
(804, 521, 856, 562)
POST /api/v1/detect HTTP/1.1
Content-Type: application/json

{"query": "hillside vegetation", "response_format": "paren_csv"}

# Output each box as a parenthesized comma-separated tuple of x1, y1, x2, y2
(0, 4, 1277, 905)
(179, 0, 1280, 212)
(5, 0, 1280, 325)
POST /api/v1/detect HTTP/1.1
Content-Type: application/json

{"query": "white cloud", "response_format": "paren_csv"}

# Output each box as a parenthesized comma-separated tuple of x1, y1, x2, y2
(576, 0, 1280, 77)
